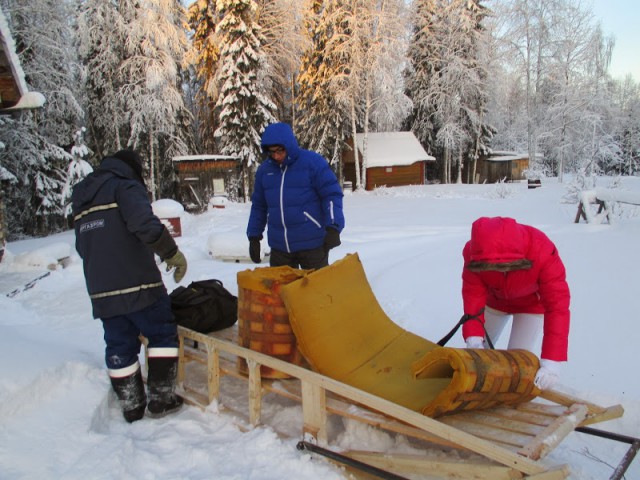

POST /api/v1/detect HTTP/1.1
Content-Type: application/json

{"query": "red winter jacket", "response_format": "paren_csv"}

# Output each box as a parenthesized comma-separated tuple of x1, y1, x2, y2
(461, 217, 570, 361)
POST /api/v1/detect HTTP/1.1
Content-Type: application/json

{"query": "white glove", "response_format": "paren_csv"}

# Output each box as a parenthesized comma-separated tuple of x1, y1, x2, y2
(465, 336, 485, 349)
(534, 359, 561, 390)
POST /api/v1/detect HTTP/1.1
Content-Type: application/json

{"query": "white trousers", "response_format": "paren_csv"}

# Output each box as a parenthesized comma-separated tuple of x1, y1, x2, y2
(483, 306, 543, 353)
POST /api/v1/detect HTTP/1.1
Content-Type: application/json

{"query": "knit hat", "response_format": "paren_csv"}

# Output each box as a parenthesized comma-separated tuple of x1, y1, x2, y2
(113, 150, 144, 181)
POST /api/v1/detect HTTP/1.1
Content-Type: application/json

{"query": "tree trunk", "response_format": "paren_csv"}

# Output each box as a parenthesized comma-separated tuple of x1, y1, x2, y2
(351, 99, 362, 190)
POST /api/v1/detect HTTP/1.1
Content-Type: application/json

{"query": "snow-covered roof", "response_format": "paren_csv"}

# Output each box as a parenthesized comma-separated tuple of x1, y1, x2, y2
(354, 132, 435, 168)
(173, 154, 239, 162)
(486, 151, 529, 162)
(0, 7, 45, 111)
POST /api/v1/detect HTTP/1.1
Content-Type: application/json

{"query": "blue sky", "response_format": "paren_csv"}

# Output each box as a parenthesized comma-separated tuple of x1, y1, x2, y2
(591, 0, 639, 80)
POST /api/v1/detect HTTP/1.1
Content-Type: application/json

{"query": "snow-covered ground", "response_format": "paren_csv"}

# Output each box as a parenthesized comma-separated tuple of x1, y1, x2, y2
(1, 176, 639, 479)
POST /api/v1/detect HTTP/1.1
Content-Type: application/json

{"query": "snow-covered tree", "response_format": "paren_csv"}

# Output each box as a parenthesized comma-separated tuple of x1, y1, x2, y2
(187, 0, 223, 153)
(488, 0, 615, 181)
(213, 0, 276, 201)
(296, 0, 351, 180)
(0, 114, 72, 236)
(0, 0, 79, 235)
(61, 128, 93, 219)
(256, 0, 306, 123)
(78, 0, 194, 200)
(2, 0, 83, 146)
(405, 0, 491, 183)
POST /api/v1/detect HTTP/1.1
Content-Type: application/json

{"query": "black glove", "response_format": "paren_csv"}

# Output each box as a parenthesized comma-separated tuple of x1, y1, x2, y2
(249, 237, 262, 263)
(323, 227, 341, 252)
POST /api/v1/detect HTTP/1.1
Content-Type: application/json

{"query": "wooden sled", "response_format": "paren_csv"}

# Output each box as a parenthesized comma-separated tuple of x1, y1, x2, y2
(165, 324, 624, 480)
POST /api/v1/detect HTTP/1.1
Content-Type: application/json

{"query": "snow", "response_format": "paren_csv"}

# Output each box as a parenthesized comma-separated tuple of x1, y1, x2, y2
(354, 132, 435, 167)
(1, 177, 639, 479)
(152, 198, 185, 218)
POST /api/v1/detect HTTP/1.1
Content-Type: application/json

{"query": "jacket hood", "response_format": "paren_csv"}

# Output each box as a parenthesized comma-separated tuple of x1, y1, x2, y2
(467, 217, 528, 263)
(72, 157, 141, 210)
(260, 123, 301, 163)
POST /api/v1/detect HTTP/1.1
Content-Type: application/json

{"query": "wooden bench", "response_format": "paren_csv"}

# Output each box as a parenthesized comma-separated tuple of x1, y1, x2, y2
(575, 189, 640, 224)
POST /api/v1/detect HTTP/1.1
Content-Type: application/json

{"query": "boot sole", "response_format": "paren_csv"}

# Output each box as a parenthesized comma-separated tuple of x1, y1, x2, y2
(146, 403, 183, 419)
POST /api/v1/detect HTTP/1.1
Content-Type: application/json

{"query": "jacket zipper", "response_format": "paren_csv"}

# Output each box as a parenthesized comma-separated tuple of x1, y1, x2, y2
(279, 166, 290, 252)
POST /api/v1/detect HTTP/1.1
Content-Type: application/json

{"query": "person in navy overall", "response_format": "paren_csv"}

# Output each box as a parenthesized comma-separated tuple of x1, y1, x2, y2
(72, 150, 187, 422)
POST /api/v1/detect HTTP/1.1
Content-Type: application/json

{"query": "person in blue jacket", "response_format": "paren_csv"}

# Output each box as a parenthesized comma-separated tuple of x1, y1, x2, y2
(72, 150, 187, 423)
(247, 122, 345, 269)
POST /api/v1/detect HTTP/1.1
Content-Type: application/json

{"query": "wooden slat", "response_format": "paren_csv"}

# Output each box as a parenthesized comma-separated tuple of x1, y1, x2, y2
(440, 415, 533, 450)
(344, 450, 521, 480)
(540, 389, 624, 426)
(518, 404, 588, 460)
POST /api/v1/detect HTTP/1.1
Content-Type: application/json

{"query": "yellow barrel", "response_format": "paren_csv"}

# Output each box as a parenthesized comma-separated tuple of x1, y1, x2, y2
(236, 266, 309, 378)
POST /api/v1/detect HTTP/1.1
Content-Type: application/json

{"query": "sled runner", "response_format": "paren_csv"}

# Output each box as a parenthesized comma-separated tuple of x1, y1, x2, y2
(145, 253, 629, 479)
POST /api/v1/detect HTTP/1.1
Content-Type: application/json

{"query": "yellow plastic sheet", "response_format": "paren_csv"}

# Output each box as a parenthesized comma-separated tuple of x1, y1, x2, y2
(279, 253, 540, 417)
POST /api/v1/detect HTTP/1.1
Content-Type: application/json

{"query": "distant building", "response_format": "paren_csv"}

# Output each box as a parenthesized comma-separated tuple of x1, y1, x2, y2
(475, 151, 530, 184)
(342, 132, 435, 191)
(172, 155, 241, 211)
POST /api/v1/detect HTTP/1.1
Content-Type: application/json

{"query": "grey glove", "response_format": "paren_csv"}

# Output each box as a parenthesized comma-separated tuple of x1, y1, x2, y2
(165, 249, 187, 283)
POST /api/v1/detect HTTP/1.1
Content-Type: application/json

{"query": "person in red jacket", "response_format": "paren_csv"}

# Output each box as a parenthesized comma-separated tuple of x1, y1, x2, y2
(461, 217, 570, 390)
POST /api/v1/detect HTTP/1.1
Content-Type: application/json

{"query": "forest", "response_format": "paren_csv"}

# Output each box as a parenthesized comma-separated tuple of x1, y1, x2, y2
(0, 0, 638, 239)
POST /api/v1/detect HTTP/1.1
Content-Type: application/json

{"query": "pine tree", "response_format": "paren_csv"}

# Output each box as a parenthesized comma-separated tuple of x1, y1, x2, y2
(61, 128, 93, 220)
(213, 0, 276, 201)
(296, 0, 352, 181)
(0, 0, 79, 235)
(187, 0, 222, 153)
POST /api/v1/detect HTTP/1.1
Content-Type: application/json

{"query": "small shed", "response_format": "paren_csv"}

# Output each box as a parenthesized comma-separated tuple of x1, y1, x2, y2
(475, 151, 529, 184)
(172, 154, 241, 211)
(342, 132, 435, 191)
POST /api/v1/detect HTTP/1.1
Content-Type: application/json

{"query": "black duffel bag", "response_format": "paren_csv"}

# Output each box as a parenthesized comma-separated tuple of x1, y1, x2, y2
(170, 279, 238, 333)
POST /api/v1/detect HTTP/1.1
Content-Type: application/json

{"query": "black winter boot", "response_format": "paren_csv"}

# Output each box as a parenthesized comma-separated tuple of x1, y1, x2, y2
(146, 356, 183, 418)
(110, 366, 147, 423)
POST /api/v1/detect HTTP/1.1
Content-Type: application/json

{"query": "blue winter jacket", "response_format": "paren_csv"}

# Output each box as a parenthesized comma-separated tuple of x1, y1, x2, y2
(72, 157, 169, 319)
(247, 123, 345, 253)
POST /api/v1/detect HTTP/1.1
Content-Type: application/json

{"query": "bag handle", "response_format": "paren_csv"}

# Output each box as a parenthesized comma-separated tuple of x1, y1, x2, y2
(437, 308, 495, 349)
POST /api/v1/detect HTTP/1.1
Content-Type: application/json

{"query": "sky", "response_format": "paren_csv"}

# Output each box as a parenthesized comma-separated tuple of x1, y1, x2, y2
(590, 0, 640, 80)
(1, 176, 639, 479)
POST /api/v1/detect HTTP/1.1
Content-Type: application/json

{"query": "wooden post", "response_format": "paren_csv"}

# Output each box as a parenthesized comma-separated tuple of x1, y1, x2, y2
(206, 343, 220, 404)
(247, 359, 262, 426)
(301, 381, 328, 445)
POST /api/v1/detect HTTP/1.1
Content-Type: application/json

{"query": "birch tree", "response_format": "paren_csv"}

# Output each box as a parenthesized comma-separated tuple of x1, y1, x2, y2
(79, 0, 193, 200)
(406, 0, 490, 184)
(490, 0, 616, 181)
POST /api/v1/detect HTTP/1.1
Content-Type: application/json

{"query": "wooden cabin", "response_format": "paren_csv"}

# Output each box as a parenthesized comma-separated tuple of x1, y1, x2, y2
(342, 132, 435, 191)
(475, 151, 529, 183)
(172, 155, 241, 211)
